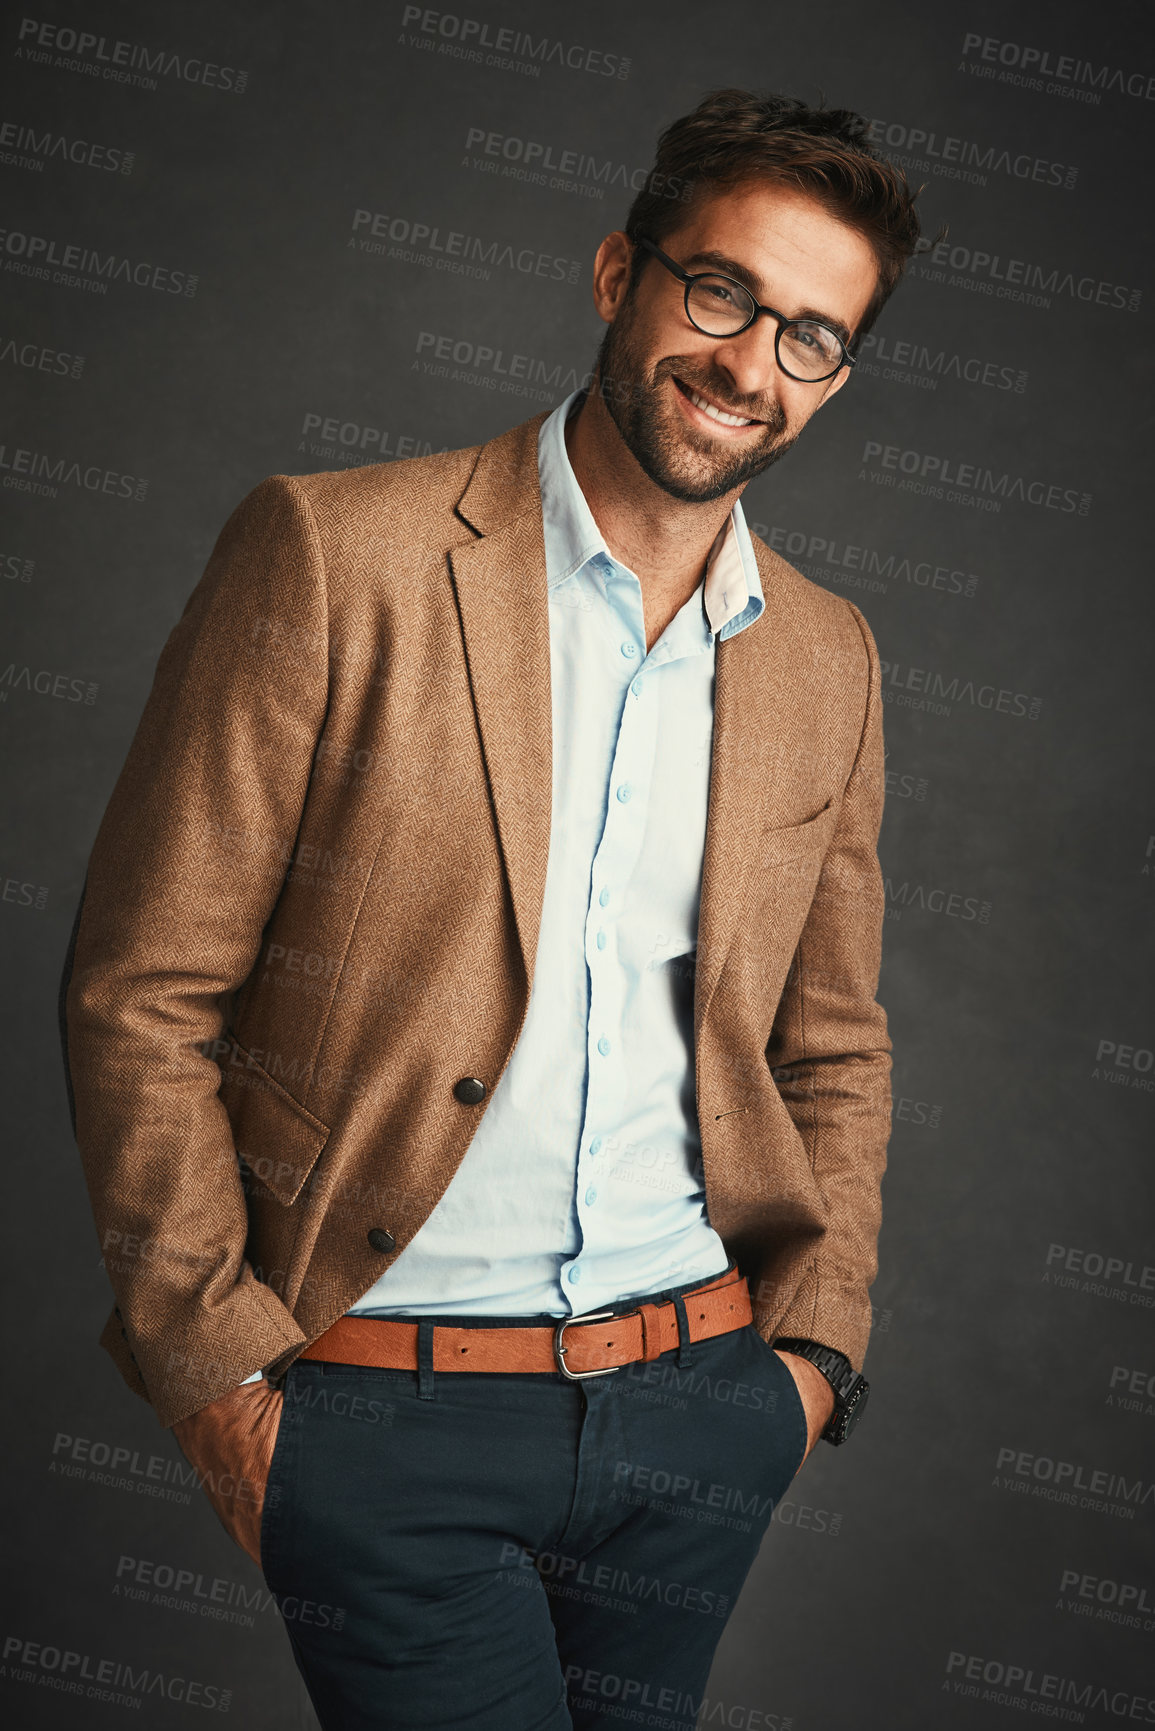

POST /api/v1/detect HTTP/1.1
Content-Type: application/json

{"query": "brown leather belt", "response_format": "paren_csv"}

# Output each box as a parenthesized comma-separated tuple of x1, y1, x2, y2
(298, 1266, 752, 1380)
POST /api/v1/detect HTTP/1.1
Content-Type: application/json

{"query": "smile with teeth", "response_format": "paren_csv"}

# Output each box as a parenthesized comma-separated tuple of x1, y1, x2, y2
(679, 381, 761, 429)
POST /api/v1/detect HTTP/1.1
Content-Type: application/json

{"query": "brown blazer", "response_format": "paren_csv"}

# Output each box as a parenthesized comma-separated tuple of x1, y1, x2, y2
(61, 410, 892, 1428)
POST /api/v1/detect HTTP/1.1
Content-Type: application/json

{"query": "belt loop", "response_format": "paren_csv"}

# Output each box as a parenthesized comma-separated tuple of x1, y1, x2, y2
(637, 1302, 663, 1363)
(672, 1294, 694, 1369)
(417, 1320, 436, 1400)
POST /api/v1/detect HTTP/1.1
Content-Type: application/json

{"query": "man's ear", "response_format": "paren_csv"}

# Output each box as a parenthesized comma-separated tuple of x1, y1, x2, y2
(592, 231, 633, 325)
(817, 364, 854, 407)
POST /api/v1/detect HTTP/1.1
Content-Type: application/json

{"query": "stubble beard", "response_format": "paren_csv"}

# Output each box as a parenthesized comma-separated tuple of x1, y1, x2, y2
(593, 301, 801, 504)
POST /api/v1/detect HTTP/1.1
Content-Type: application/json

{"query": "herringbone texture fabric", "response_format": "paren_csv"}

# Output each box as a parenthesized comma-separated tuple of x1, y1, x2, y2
(62, 411, 891, 1427)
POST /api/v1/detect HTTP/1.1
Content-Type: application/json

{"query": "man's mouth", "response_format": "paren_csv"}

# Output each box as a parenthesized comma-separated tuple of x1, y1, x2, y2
(672, 376, 763, 431)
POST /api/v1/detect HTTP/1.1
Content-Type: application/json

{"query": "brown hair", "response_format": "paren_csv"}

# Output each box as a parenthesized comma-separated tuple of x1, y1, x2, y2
(625, 89, 932, 340)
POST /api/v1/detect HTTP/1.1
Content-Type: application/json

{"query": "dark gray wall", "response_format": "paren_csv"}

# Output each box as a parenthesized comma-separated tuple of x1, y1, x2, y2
(2, 1, 1152, 1726)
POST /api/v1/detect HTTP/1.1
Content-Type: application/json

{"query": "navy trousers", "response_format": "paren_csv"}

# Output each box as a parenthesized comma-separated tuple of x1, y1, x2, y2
(260, 1275, 809, 1731)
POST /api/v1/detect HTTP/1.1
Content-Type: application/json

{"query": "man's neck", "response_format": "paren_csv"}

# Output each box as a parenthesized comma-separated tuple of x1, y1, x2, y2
(564, 387, 741, 651)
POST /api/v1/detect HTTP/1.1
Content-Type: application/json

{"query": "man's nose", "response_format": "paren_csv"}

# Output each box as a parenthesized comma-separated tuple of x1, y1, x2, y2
(709, 321, 781, 404)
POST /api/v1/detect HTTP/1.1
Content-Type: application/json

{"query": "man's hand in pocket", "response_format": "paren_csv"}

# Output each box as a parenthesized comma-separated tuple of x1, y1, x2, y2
(171, 1379, 284, 1568)
(774, 1350, 835, 1471)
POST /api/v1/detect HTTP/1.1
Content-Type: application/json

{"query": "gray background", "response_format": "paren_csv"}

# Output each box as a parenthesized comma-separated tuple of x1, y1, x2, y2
(2, 0, 1153, 1726)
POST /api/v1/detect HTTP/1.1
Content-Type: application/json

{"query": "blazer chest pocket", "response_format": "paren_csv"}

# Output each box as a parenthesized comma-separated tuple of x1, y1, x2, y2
(217, 1033, 331, 1206)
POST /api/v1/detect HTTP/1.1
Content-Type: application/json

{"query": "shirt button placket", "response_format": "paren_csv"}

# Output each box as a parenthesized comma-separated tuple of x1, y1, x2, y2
(580, 609, 640, 1300)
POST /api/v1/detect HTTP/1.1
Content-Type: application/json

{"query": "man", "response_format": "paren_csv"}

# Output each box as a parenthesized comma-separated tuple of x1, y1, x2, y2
(61, 89, 920, 1731)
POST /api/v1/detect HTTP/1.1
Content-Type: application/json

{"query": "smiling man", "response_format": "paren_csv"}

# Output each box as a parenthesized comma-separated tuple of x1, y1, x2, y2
(63, 89, 923, 1731)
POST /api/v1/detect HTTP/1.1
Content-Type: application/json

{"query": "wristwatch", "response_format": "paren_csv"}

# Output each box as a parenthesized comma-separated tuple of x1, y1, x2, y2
(773, 1336, 869, 1445)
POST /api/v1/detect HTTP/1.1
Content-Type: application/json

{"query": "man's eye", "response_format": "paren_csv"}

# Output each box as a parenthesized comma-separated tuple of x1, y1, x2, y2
(788, 323, 841, 358)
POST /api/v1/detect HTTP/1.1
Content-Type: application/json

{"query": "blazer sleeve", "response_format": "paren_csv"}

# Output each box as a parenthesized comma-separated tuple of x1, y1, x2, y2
(764, 598, 892, 1370)
(61, 474, 330, 1427)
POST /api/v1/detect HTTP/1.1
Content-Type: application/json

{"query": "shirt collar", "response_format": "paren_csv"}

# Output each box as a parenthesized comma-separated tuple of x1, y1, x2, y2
(537, 388, 764, 641)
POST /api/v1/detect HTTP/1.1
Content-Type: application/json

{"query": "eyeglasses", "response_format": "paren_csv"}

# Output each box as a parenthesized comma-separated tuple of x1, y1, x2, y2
(634, 235, 857, 384)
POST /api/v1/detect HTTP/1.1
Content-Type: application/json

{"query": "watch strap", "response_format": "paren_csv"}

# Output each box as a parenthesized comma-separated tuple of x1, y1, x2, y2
(773, 1336, 855, 1396)
(773, 1336, 869, 1445)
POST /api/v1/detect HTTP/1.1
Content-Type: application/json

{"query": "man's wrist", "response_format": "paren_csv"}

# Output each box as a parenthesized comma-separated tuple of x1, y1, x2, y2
(777, 1348, 836, 1427)
(773, 1336, 869, 1445)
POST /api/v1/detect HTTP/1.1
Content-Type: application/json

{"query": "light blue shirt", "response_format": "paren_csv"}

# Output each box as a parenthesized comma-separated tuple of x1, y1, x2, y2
(347, 388, 766, 1320)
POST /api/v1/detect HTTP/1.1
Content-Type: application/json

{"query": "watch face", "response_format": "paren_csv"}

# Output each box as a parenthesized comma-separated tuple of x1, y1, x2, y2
(841, 1378, 868, 1435)
(823, 1376, 868, 1444)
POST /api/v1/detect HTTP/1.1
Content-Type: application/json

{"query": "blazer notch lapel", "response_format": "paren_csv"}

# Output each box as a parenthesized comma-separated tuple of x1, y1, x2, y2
(694, 550, 822, 1047)
(448, 413, 555, 994)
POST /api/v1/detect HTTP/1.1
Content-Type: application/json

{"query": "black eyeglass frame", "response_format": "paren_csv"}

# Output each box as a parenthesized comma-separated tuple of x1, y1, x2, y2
(634, 234, 858, 384)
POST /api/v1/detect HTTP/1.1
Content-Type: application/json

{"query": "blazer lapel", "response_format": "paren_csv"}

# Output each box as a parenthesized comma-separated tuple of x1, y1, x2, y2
(448, 419, 822, 1049)
(693, 537, 825, 1049)
(448, 413, 554, 996)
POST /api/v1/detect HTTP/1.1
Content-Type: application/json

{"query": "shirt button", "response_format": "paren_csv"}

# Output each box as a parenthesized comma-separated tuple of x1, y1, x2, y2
(631, 678, 642, 697)
(598, 887, 610, 907)
(568, 1264, 582, 1284)
(597, 1036, 611, 1056)
(596, 930, 606, 950)
(584, 1186, 598, 1206)
(621, 641, 638, 658)
(615, 783, 632, 803)
(589, 1137, 602, 1155)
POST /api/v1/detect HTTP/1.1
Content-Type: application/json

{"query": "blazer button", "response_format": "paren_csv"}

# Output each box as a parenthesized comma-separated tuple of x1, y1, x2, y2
(453, 1076, 487, 1105)
(367, 1228, 396, 1254)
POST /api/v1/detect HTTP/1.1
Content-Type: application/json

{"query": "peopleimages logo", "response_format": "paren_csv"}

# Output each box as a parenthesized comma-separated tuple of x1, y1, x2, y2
(0, 226, 197, 296)
(866, 116, 1077, 191)
(0, 335, 84, 378)
(400, 7, 630, 80)
(0, 547, 34, 582)
(913, 235, 1141, 314)
(0, 663, 98, 703)
(878, 659, 1042, 721)
(861, 439, 1090, 517)
(750, 521, 978, 601)
(884, 880, 991, 924)
(0, 117, 134, 175)
(351, 209, 581, 284)
(959, 32, 1155, 104)
(993, 1445, 1155, 1517)
(14, 18, 248, 92)
(1057, 1566, 1155, 1633)
(3, 1632, 231, 1711)
(855, 329, 1027, 394)
(463, 126, 687, 204)
(114, 1553, 347, 1632)
(944, 1650, 1155, 1721)
(413, 328, 593, 406)
(1043, 1241, 1155, 1310)
(1093, 1038, 1155, 1095)
(2, 871, 48, 908)
(0, 439, 147, 502)
(297, 411, 446, 466)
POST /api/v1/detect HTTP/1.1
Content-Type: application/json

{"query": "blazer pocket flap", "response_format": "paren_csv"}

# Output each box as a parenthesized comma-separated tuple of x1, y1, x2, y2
(761, 799, 838, 865)
(218, 1035, 330, 1206)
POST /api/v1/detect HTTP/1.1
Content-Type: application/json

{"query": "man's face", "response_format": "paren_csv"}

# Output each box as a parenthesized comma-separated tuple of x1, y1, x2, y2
(591, 180, 879, 503)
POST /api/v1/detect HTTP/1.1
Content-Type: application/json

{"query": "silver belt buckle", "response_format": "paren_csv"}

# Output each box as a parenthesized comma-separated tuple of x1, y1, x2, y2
(553, 1308, 626, 1380)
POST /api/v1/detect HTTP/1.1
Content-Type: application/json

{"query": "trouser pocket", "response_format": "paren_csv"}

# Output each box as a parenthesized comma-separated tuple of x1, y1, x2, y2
(258, 1370, 295, 1580)
(743, 1324, 811, 1482)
